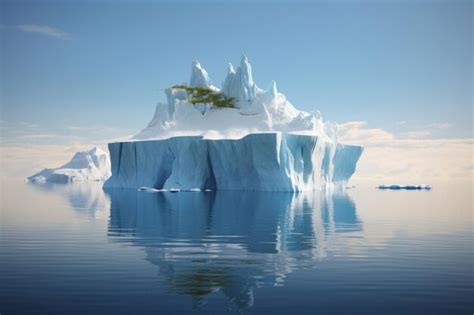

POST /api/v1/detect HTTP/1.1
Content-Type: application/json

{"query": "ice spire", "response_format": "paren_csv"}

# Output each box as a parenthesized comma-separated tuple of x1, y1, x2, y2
(189, 61, 211, 88)
(240, 55, 254, 89)
(268, 80, 278, 98)
(222, 63, 236, 95)
(227, 62, 235, 74)
(221, 55, 259, 109)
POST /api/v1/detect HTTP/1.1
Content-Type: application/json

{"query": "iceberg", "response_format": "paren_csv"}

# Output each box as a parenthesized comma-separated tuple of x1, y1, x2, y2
(377, 184, 432, 190)
(105, 56, 363, 191)
(27, 147, 111, 183)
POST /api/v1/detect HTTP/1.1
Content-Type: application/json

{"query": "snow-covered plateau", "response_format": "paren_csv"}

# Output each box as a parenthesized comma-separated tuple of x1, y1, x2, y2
(28, 56, 363, 190)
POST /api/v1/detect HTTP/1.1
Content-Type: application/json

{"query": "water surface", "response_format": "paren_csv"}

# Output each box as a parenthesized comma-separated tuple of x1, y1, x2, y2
(1, 180, 472, 314)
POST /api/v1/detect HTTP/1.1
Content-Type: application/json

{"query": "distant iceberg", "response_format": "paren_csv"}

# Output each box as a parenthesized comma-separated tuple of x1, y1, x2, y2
(377, 185, 432, 190)
(27, 147, 111, 183)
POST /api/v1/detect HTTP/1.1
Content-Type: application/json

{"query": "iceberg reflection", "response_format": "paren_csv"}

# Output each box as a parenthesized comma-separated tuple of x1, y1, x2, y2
(105, 189, 362, 310)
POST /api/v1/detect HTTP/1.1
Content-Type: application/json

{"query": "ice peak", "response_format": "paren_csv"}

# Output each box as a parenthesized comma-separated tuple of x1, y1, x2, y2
(190, 60, 211, 88)
(239, 55, 254, 87)
(221, 55, 258, 108)
(269, 80, 278, 97)
(89, 146, 106, 155)
(227, 62, 235, 74)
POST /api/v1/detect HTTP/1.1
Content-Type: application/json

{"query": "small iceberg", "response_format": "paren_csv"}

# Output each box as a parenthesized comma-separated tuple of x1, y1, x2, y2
(138, 187, 163, 192)
(27, 147, 111, 183)
(377, 184, 432, 190)
(138, 187, 199, 193)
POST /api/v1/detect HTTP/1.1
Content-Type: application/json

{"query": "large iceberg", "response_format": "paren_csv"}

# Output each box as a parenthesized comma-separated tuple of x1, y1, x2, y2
(105, 56, 362, 191)
(26, 56, 362, 190)
(27, 147, 111, 183)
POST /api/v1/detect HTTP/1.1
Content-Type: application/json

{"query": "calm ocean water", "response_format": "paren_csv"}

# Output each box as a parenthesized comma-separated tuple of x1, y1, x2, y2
(1, 179, 472, 314)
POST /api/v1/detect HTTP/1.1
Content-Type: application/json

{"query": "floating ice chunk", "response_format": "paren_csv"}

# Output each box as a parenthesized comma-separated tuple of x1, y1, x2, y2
(377, 184, 432, 190)
(138, 187, 162, 192)
(138, 187, 200, 193)
(28, 175, 47, 183)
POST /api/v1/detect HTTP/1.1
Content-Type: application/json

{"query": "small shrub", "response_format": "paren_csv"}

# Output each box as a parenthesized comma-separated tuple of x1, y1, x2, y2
(171, 85, 235, 108)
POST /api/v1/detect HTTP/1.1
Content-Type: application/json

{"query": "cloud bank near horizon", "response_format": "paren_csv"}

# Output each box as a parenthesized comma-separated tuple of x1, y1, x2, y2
(338, 121, 473, 182)
(0, 120, 472, 182)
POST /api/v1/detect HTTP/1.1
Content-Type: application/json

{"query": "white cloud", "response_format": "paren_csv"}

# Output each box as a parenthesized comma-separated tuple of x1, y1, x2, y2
(337, 121, 395, 144)
(399, 130, 432, 139)
(0, 143, 93, 179)
(65, 125, 123, 133)
(338, 121, 473, 182)
(16, 24, 71, 40)
(17, 121, 39, 128)
(15, 134, 57, 140)
(0, 120, 134, 146)
(0, 120, 134, 179)
(427, 122, 451, 130)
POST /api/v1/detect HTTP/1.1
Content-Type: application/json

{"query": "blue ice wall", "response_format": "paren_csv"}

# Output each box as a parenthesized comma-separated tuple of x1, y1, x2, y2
(104, 133, 363, 191)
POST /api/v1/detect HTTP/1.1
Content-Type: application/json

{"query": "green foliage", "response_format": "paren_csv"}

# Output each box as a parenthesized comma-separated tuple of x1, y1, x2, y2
(171, 85, 235, 109)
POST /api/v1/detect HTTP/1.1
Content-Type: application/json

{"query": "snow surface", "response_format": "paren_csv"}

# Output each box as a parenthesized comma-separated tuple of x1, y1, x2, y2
(104, 133, 363, 191)
(27, 147, 111, 183)
(133, 56, 331, 141)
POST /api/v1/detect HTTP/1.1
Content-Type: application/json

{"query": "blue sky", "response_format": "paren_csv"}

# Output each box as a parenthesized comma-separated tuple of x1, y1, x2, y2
(0, 0, 472, 180)
(1, 0, 471, 139)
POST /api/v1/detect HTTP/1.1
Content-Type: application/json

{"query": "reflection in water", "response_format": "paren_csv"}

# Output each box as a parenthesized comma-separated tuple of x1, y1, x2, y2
(105, 189, 362, 310)
(5, 181, 469, 314)
(28, 181, 110, 217)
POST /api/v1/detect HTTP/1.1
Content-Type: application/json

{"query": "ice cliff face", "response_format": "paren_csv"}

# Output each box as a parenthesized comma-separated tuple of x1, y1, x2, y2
(104, 133, 362, 191)
(28, 147, 111, 183)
